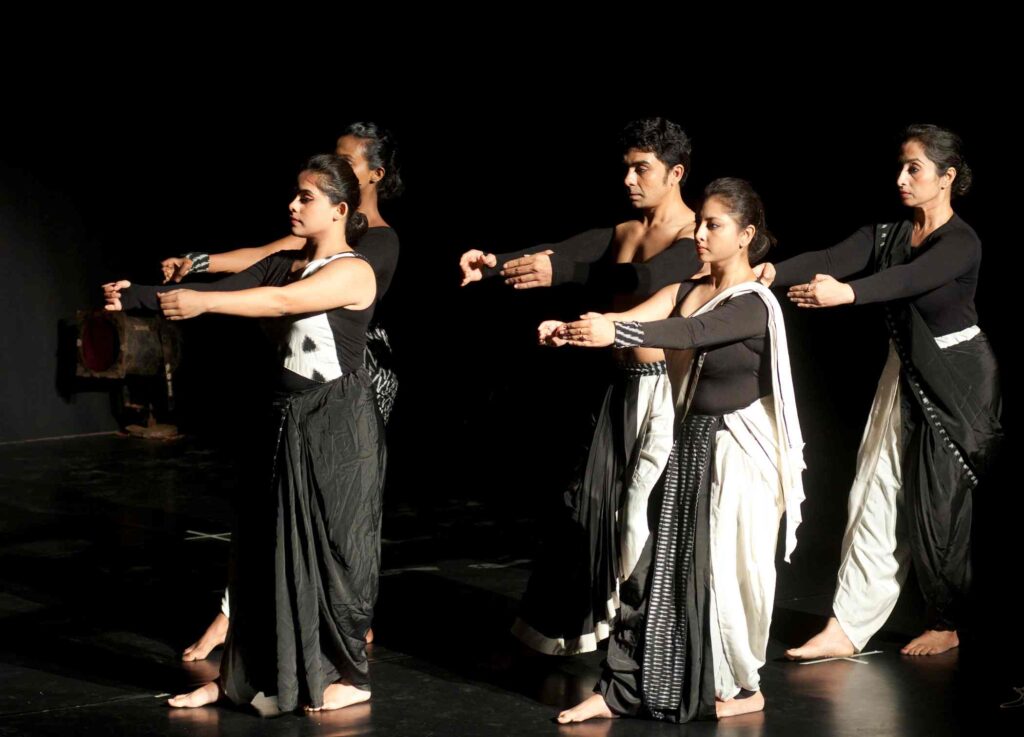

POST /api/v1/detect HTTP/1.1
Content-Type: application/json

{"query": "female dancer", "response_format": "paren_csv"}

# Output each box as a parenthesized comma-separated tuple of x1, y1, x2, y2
(166, 122, 400, 662)
(761, 124, 1002, 659)
(105, 154, 384, 712)
(545, 178, 805, 722)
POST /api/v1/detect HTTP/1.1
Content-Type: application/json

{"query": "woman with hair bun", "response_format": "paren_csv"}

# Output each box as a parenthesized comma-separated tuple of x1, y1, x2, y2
(545, 178, 806, 722)
(760, 124, 1003, 661)
(104, 154, 385, 713)
(166, 122, 402, 664)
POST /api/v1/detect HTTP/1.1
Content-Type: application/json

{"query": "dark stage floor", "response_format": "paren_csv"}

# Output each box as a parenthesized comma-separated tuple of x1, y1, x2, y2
(0, 434, 1020, 736)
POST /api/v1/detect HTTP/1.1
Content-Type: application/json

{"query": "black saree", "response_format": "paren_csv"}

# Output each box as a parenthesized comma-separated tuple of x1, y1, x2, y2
(875, 221, 1003, 629)
(513, 362, 667, 655)
(221, 369, 386, 711)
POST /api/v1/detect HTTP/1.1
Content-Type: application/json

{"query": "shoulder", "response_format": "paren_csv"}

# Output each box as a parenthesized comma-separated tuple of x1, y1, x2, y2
(723, 290, 770, 318)
(362, 226, 400, 246)
(357, 226, 401, 251)
(920, 215, 981, 261)
(356, 227, 400, 271)
(673, 220, 697, 241)
(614, 220, 644, 240)
(319, 253, 375, 279)
(943, 214, 981, 248)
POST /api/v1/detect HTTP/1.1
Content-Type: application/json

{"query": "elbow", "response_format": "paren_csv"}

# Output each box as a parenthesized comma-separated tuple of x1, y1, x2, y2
(270, 290, 294, 316)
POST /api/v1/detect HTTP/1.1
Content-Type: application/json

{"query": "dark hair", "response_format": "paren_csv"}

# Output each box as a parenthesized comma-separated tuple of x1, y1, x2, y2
(303, 154, 369, 243)
(620, 117, 692, 185)
(704, 177, 775, 264)
(341, 121, 404, 200)
(902, 124, 972, 197)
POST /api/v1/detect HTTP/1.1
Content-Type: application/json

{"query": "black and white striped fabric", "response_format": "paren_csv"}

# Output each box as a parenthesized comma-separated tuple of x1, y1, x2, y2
(642, 413, 718, 719)
(363, 325, 398, 425)
(617, 360, 667, 378)
(182, 252, 211, 274)
(614, 320, 645, 348)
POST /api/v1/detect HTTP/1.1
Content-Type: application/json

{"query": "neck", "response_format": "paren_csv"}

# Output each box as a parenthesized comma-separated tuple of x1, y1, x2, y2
(912, 199, 954, 237)
(305, 231, 352, 262)
(359, 187, 387, 228)
(640, 188, 695, 228)
(708, 255, 756, 291)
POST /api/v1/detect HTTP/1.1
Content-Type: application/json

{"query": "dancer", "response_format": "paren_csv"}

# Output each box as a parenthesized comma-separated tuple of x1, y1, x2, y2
(167, 122, 400, 662)
(105, 154, 384, 711)
(548, 178, 805, 722)
(760, 124, 1002, 659)
(462, 119, 702, 654)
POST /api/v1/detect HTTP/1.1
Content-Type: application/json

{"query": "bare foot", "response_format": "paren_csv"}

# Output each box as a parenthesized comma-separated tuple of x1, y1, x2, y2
(365, 627, 374, 644)
(900, 629, 958, 656)
(716, 690, 765, 718)
(168, 681, 221, 708)
(182, 612, 229, 662)
(305, 682, 371, 712)
(556, 694, 617, 723)
(785, 617, 856, 661)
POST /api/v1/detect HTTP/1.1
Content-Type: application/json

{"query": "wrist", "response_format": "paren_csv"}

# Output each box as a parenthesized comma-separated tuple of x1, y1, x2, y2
(182, 252, 210, 274)
(613, 320, 645, 348)
(194, 291, 215, 315)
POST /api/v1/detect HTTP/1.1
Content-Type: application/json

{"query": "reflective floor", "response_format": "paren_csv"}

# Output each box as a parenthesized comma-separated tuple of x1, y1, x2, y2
(0, 434, 1019, 736)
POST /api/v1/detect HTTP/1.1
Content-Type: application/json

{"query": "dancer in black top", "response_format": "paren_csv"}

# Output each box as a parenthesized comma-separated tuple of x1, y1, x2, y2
(105, 155, 384, 713)
(760, 124, 1003, 660)
(462, 119, 703, 655)
(160, 123, 400, 663)
(547, 178, 805, 722)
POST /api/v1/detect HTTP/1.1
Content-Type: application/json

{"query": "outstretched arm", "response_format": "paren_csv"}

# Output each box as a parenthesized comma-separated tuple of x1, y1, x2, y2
(768, 226, 875, 288)
(158, 257, 376, 320)
(559, 293, 767, 350)
(160, 235, 306, 283)
(786, 228, 979, 309)
(530, 237, 703, 296)
(460, 228, 614, 287)
(537, 282, 689, 347)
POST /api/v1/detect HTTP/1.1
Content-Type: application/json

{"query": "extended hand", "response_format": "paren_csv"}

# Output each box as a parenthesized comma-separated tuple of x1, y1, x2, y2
(158, 289, 208, 320)
(754, 262, 776, 287)
(459, 249, 498, 287)
(787, 274, 854, 308)
(160, 256, 193, 284)
(560, 312, 615, 348)
(501, 250, 554, 289)
(538, 320, 568, 346)
(102, 280, 131, 311)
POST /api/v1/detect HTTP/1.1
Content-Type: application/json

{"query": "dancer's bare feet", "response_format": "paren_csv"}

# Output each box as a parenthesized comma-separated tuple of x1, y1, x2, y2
(716, 690, 765, 718)
(305, 682, 371, 712)
(168, 681, 222, 708)
(900, 629, 958, 656)
(365, 627, 374, 644)
(556, 694, 617, 723)
(785, 617, 856, 661)
(182, 612, 229, 662)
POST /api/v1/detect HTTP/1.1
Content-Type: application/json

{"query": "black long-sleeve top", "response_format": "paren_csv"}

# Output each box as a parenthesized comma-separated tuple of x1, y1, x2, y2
(772, 214, 980, 335)
(120, 252, 374, 389)
(637, 281, 771, 416)
(482, 227, 701, 297)
(122, 226, 398, 312)
(120, 252, 303, 312)
(356, 226, 400, 299)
